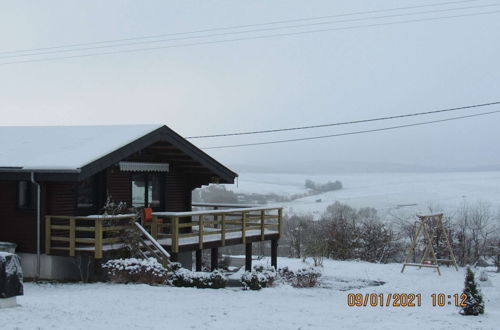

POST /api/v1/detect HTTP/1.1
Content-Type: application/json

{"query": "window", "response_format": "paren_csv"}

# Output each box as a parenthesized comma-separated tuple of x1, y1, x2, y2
(132, 174, 163, 209)
(17, 181, 31, 209)
(148, 175, 162, 208)
(77, 178, 96, 209)
(132, 175, 146, 208)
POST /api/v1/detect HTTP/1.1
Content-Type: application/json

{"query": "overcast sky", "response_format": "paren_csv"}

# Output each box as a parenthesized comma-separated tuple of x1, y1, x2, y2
(1, 0, 499, 172)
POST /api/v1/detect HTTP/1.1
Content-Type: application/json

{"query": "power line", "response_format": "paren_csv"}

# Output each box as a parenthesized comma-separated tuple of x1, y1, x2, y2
(0, 0, 481, 56)
(1, 2, 498, 60)
(186, 101, 500, 139)
(1, 9, 499, 66)
(201, 110, 500, 150)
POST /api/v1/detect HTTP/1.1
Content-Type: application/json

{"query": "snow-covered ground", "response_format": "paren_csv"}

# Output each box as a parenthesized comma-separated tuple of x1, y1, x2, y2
(2, 258, 498, 330)
(229, 171, 500, 219)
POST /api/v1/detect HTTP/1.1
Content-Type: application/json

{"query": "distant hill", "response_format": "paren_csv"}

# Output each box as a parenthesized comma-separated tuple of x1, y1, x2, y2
(227, 160, 500, 174)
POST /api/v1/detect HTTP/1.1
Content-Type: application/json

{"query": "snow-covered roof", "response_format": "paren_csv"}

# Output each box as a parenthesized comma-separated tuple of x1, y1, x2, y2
(0, 125, 163, 171)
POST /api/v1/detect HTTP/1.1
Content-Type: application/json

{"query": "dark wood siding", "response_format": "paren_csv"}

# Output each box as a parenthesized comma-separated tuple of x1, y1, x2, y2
(106, 168, 132, 206)
(165, 170, 192, 212)
(0, 181, 37, 253)
(105, 164, 193, 212)
(45, 183, 77, 216)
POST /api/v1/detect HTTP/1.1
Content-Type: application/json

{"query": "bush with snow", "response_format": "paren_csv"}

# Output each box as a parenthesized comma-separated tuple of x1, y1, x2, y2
(169, 268, 226, 289)
(460, 267, 485, 316)
(279, 266, 321, 288)
(241, 265, 277, 290)
(102, 258, 168, 285)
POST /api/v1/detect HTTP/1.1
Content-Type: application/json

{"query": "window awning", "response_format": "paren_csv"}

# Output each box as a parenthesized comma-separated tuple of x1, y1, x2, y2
(119, 161, 169, 172)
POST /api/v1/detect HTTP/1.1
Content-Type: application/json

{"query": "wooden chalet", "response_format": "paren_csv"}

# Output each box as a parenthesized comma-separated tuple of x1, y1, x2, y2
(0, 125, 282, 279)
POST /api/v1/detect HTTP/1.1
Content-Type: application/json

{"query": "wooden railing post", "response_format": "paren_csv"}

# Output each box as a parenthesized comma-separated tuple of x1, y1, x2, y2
(45, 216, 51, 254)
(214, 206, 219, 229)
(95, 219, 103, 259)
(69, 217, 76, 257)
(198, 215, 204, 250)
(151, 215, 158, 238)
(172, 216, 179, 253)
(260, 210, 265, 240)
(278, 208, 283, 237)
(242, 211, 247, 244)
(221, 213, 226, 246)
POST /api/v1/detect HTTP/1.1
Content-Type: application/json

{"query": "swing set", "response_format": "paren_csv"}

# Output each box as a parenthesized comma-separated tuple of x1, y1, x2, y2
(401, 213, 458, 275)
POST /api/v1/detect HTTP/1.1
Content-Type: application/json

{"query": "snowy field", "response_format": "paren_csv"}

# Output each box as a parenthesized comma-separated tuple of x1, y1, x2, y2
(2, 258, 498, 330)
(229, 171, 500, 219)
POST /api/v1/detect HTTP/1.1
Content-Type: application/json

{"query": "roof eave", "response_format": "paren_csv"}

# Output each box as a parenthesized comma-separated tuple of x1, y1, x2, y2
(77, 126, 237, 183)
(0, 125, 238, 183)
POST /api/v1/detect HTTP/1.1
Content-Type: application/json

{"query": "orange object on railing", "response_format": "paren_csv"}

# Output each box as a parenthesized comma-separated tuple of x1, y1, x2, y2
(143, 207, 163, 223)
(143, 208, 153, 222)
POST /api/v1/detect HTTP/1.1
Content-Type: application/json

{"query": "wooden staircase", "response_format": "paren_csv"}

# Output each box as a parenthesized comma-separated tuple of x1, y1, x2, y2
(125, 222, 171, 268)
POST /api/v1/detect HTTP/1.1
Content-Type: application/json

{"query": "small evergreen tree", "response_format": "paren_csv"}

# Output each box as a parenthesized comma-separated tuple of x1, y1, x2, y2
(460, 267, 485, 316)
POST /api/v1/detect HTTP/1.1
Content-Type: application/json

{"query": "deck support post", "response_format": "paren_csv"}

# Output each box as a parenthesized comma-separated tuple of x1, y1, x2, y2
(195, 249, 202, 271)
(45, 216, 51, 254)
(171, 252, 178, 262)
(211, 247, 218, 271)
(245, 242, 252, 271)
(271, 239, 278, 269)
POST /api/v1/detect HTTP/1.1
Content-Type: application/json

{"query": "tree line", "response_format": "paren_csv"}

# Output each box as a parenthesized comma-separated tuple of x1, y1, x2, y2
(283, 201, 499, 270)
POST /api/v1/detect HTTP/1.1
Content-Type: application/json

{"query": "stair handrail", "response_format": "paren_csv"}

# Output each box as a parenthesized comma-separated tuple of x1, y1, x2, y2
(134, 222, 171, 258)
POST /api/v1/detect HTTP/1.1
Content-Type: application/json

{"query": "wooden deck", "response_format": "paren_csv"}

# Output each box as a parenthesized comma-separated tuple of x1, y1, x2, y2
(149, 206, 282, 253)
(45, 205, 283, 270)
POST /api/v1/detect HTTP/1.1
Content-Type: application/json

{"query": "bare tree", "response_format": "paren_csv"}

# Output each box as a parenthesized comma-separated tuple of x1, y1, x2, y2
(302, 220, 328, 266)
(283, 214, 312, 258)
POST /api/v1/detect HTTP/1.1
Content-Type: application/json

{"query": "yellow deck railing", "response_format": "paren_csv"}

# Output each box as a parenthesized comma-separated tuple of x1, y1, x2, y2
(45, 214, 135, 258)
(151, 206, 283, 253)
(45, 206, 283, 258)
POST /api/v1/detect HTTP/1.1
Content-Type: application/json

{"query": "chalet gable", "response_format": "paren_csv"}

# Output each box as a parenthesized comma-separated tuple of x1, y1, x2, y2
(0, 125, 237, 183)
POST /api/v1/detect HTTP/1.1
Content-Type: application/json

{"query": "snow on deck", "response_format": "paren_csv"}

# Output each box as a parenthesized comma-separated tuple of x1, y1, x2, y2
(74, 229, 279, 252)
(1, 258, 498, 329)
(156, 229, 279, 246)
(0, 125, 162, 170)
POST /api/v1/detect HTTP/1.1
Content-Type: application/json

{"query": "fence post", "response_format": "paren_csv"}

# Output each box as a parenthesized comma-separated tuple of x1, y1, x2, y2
(214, 206, 219, 229)
(172, 216, 179, 253)
(278, 208, 283, 237)
(95, 219, 103, 259)
(260, 210, 265, 241)
(45, 216, 51, 254)
(221, 213, 226, 246)
(69, 217, 76, 257)
(242, 211, 247, 244)
(199, 215, 204, 250)
(151, 215, 158, 238)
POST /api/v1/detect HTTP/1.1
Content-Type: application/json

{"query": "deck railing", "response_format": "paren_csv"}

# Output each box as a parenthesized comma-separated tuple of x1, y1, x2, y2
(151, 206, 283, 253)
(45, 214, 135, 258)
(45, 205, 283, 258)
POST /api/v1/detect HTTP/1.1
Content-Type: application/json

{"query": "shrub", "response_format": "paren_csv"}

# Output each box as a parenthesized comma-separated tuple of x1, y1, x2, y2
(169, 268, 226, 289)
(102, 258, 168, 285)
(279, 267, 321, 288)
(241, 265, 277, 290)
(295, 268, 321, 287)
(460, 267, 485, 316)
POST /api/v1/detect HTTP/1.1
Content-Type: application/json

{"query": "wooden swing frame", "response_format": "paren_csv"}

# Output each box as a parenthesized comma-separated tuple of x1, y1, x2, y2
(401, 213, 458, 276)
